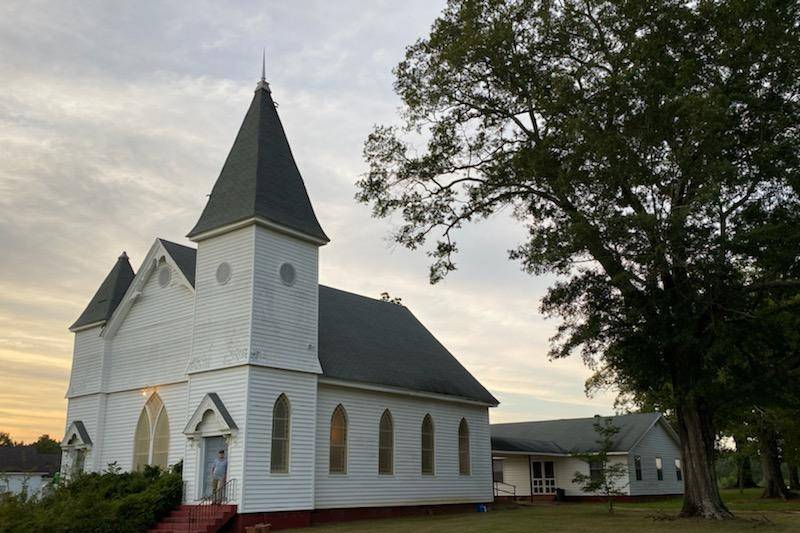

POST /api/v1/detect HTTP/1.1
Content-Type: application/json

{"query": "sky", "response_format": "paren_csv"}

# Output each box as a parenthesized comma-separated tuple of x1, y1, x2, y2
(0, 0, 616, 444)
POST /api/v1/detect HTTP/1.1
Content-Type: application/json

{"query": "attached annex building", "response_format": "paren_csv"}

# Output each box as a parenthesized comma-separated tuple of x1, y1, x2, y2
(61, 74, 497, 527)
(491, 412, 684, 500)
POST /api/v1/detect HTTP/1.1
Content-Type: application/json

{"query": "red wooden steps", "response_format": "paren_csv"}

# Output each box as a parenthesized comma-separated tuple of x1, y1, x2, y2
(148, 504, 237, 533)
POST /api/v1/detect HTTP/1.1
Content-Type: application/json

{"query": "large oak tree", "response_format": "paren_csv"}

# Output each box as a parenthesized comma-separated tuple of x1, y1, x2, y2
(358, 0, 800, 518)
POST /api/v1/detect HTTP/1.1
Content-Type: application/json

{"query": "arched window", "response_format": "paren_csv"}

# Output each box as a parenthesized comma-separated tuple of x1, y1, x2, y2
(329, 405, 347, 474)
(133, 409, 150, 471)
(271, 394, 290, 473)
(421, 414, 434, 475)
(152, 408, 170, 469)
(378, 409, 393, 475)
(132, 393, 170, 471)
(458, 418, 470, 475)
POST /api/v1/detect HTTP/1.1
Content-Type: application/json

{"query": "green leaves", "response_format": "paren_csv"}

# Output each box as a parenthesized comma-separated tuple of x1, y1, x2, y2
(358, 0, 800, 414)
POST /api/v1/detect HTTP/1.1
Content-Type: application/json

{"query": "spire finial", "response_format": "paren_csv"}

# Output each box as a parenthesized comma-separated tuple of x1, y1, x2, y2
(256, 48, 271, 93)
(261, 48, 266, 82)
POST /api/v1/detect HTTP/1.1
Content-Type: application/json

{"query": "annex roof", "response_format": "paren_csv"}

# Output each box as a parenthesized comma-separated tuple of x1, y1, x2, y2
(491, 412, 669, 454)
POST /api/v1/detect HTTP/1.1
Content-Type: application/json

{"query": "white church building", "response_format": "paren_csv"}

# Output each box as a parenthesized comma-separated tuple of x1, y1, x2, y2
(60, 73, 498, 529)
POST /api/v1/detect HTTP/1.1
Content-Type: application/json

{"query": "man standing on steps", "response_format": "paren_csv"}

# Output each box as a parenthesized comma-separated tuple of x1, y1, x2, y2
(211, 449, 227, 503)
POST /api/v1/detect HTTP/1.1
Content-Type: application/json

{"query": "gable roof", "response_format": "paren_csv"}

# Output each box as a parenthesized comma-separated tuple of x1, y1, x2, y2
(0, 446, 61, 474)
(70, 252, 135, 331)
(158, 239, 196, 287)
(317, 285, 497, 405)
(491, 412, 669, 454)
(186, 82, 328, 243)
(73, 246, 496, 405)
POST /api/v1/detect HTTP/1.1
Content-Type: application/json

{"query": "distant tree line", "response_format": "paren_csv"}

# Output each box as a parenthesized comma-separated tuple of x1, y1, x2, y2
(0, 433, 60, 454)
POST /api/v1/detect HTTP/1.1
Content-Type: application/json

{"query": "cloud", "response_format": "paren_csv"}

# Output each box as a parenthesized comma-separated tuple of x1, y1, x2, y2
(0, 0, 616, 442)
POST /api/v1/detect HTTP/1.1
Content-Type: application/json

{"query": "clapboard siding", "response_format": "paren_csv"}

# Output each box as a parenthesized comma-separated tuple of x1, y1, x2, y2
(98, 383, 187, 472)
(106, 261, 193, 392)
(314, 384, 493, 508)
(556, 455, 630, 496)
(496, 455, 531, 496)
(67, 328, 104, 397)
(183, 367, 249, 504)
(629, 421, 684, 495)
(492, 454, 630, 496)
(189, 226, 254, 372)
(64, 394, 103, 471)
(240, 367, 318, 512)
(249, 227, 321, 374)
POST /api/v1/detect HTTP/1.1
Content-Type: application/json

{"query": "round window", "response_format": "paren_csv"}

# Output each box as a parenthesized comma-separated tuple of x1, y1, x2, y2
(279, 263, 296, 286)
(158, 265, 171, 288)
(216, 262, 232, 285)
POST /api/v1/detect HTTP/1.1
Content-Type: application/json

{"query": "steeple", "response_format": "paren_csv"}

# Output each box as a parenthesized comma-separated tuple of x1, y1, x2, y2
(187, 67, 328, 243)
(70, 252, 135, 331)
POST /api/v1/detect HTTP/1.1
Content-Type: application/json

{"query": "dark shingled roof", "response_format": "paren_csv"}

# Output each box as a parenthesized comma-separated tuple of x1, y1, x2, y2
(0, 446, 61, 474)
(159, 239, 196, 286)
(491, 412, 667, 454)
(73, 246, 495, 404)
(187, 83, 328, 242)
(490, 436, 566, 455)
(70, 252, 135, 330)
(317, 285, 497, 405)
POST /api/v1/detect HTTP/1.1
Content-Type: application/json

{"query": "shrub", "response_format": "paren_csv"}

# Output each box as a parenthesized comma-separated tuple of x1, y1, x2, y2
(0, 466, 182, 533)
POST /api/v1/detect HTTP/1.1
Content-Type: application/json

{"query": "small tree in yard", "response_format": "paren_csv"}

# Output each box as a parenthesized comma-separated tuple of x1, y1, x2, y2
(572, 417, 629, 513)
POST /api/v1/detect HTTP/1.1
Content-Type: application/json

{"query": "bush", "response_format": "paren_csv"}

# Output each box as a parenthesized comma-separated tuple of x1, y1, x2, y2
(0, 466, 182, 533)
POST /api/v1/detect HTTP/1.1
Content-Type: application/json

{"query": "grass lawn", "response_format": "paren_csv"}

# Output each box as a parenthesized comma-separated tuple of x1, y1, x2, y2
(297, 489, 800, 532)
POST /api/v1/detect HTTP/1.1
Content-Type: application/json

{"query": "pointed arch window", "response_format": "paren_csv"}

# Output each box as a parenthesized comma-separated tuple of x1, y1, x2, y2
(421, 414, 434, 475)
(458, 418, 470, 475)
(271, 394, 290, 473)
(132, 393, 170, 471)
(329, 404, 347, 474)
(378, 409, 394, 475)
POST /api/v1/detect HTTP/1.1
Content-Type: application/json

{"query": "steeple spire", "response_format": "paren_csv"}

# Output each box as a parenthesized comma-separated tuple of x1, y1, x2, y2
(188, 70, 328, 244)
(256, 48, 270, 92)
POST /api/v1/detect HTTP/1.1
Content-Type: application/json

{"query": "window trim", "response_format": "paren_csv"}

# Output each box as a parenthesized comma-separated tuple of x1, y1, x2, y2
(492, 458, 505, 483)
(675, 458, 682, 481)
(378, 409, 394, 475)
(634, 455, 642, 481)
(329, 404, 348, 475)
(421, 414, 435, 476)
(589, 460, 604, 484)
(133, 393, 169, 471)
(270, 394, 291, 474)
(458, 418, 471, 475)
(655, 456, 663, 481)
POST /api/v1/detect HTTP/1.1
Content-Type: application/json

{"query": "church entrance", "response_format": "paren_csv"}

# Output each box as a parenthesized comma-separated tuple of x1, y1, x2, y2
(202, 436, 226, 498)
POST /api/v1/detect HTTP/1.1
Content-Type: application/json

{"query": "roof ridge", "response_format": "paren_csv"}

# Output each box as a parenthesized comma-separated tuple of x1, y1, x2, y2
(492, 412, 660, 426)
(319, 284, 407, 306)
(158, 237, 196, 251)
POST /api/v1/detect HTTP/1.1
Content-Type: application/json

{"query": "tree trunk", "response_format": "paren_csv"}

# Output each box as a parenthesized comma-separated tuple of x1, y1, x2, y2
(733, 436, 757, 491)
(737, 456, 757, 491)
(789, 464, 800, 491)
(758, 422, 793, 500)
(676, 398, 733, 519)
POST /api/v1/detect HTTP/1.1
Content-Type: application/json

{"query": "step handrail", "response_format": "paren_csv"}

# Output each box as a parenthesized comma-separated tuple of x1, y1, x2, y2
(493, 480, 517, 498)
(188, 478, 237, 533)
